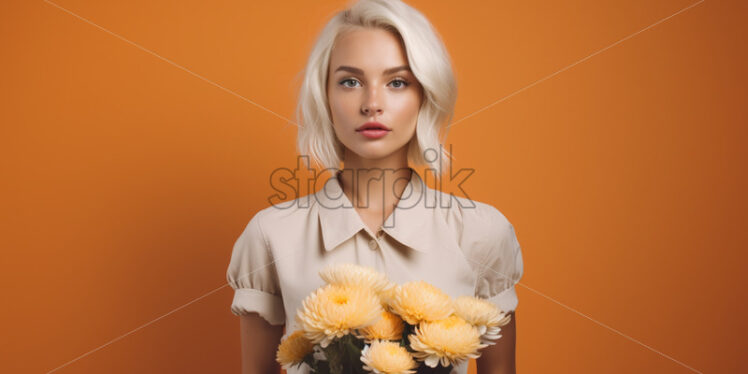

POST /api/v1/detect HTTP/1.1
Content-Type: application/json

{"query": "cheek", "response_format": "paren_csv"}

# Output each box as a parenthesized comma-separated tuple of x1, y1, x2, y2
(391, 92, 422, 123)
(328, 92, 357, 125)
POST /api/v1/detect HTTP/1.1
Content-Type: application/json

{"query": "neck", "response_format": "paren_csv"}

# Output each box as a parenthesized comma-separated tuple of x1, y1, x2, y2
(337, 148, 412, 214)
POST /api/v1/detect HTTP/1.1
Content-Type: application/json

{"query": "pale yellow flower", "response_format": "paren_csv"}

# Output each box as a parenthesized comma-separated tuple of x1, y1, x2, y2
(355, 309, 405, 342)
(295, 283, 383, 348)
(408, 315, 488, 368)
(275, 330, 314, 369)
(360, 340, 417, 374)
(378, 281, 398, 309)
(389, 281, 453, 325)
(319, 263, 393, 294)
(453, 296, 511, 345)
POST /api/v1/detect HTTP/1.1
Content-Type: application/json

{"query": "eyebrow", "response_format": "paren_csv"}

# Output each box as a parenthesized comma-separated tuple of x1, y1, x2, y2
(333, 65, 411, 76)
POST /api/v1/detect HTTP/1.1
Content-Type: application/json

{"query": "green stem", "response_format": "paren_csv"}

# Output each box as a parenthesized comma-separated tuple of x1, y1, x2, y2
(416, 364, 454, 374)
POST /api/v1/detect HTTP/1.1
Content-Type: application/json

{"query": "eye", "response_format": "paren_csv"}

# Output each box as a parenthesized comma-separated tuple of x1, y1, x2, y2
(339, 78, 361, 88)
(389, 79, 410, 89)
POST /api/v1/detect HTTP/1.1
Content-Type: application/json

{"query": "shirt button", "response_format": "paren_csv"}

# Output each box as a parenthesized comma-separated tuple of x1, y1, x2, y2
(368, 239, 379, 250)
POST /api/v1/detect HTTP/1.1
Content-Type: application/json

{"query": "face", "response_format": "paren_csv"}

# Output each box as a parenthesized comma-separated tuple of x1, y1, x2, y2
(326, 27, 424, 164)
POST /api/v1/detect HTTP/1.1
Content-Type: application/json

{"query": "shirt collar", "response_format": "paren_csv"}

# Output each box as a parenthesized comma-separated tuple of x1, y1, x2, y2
(315, 167, 436, 253)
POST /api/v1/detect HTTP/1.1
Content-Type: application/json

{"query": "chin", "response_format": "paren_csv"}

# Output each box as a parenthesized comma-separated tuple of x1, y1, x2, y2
(344, 145, 394, 160)
(352, 151, 394, 161)
(340, 137, 410, 161)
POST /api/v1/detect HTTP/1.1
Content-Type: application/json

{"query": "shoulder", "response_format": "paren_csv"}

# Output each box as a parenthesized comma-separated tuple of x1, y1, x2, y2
(244, 191, 320, 237)
(432, 188, 513, 236)
(430, 188, 516, 257)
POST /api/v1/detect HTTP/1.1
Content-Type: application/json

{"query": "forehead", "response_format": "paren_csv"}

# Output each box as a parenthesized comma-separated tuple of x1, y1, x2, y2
(329, 27, 409, 73)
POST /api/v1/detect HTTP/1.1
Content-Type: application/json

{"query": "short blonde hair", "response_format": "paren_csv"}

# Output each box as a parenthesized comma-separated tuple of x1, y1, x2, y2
(295, 0, 457, 177)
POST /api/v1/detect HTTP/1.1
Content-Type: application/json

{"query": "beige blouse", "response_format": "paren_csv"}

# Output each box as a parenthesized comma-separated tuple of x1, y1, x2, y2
(226, 167, 524, 374)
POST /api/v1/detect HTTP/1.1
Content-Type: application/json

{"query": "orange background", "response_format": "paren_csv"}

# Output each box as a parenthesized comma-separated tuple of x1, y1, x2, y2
(1, 0, 745, 373)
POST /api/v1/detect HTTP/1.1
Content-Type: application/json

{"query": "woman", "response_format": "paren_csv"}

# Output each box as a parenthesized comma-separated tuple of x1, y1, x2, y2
(226, 0, 524, 373)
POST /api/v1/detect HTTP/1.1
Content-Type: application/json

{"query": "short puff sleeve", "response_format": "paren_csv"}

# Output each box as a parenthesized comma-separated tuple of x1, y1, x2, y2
(474, 207, 524, 313)
(225, 210, 286, 325)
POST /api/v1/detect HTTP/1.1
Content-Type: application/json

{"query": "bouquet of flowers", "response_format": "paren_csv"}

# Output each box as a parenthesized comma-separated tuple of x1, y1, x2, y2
(275, 263, 511, 374)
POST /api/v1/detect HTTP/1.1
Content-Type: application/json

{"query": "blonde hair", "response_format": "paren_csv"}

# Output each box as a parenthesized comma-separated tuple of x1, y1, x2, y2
(295, 0, 457, 177)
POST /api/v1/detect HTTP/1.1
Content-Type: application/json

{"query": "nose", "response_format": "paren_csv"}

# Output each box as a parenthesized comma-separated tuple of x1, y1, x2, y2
(360, 87, 383, 116)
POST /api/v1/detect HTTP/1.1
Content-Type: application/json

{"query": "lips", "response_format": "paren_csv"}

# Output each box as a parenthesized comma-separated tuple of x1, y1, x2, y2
(356, 122, 391, 139)
(356, 122, 391, 131)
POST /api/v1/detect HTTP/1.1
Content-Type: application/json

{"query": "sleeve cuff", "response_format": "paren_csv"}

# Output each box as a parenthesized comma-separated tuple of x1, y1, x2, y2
(231, 288, 286, 326)
(487, 285, 518, 313)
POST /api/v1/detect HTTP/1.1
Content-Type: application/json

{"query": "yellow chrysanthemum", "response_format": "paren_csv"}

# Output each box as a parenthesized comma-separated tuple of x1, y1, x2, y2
(355, 309, 405, 342)
(295, 283, 383, 348)
(389, 281, 453, 325)
(408, 315, 488, 368)
(360, 340, 417, 374)
(319, 263, 393, 294)
(378, 281, 398, 309)
(453, 296, 512, 345)
(275, 330, 314, 369)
